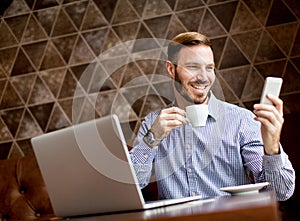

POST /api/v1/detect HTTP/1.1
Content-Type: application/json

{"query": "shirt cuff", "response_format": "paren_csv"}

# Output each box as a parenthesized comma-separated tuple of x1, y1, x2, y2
(130, 140, 157, 164)
(263, 145, 285, 170)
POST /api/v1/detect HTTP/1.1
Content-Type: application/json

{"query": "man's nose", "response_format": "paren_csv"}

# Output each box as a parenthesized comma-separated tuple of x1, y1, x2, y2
(194, 67, 207, 78)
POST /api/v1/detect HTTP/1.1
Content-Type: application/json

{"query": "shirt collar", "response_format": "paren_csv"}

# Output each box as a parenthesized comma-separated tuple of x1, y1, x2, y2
(207, 91, 223, 121)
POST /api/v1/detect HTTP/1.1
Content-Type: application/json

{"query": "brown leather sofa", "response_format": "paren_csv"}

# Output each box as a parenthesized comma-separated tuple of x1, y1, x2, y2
(0, 155, 55, 221)
(0, 153, 156, 221)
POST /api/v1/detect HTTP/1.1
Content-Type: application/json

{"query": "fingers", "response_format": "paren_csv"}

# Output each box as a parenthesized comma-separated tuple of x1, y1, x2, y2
(253, 104, 283, 125)
(160, 107, 188, 125)
(266, 94, 283, 116)
(254, 112, 283, 132)
(150, 107, 188, 140)
(255, 95, 283, 116)
(253, 96, 284, 138)
(254, 95, 283, 119)
(163, 106, 186, 116)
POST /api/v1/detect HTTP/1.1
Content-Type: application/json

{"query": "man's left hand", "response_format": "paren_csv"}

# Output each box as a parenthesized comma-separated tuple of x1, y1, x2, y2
(253, 94, 284, 155)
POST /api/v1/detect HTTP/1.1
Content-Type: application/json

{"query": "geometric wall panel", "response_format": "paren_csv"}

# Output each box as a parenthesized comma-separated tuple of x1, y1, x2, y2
(0, 0, 299, 159)
(267, 22, 298, 55)
(266, 0, 297, 26)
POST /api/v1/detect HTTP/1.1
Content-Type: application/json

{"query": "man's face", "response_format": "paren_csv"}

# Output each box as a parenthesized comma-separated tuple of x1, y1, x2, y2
(172, 45, 215, 104)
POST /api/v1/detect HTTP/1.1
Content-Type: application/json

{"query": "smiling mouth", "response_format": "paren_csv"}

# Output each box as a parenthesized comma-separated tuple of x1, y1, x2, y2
(190, 82, 207, 90)
(192, 84, 206, 90)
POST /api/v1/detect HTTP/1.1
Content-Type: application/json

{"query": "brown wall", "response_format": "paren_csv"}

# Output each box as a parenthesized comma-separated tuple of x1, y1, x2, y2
(0, 0, 300, 159)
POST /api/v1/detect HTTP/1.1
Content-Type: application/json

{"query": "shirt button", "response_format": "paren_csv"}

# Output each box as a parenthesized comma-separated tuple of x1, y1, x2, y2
(187, 168, 192, 173)
(186, 144, 191, 149)
(144, 154, 149, 159)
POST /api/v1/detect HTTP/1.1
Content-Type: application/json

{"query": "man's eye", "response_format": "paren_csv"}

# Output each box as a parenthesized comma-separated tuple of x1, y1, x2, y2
(206, 66, 214, 72)
(186, 65, 199, 70)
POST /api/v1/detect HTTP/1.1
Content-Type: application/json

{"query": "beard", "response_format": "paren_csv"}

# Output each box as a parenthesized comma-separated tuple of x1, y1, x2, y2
(173, 69, 209, 104)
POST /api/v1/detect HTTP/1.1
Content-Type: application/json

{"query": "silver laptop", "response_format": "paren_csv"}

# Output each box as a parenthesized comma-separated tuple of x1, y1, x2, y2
(31, 114, 202, 218)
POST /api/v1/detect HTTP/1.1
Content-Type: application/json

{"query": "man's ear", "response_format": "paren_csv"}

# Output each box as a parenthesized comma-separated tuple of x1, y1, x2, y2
(166, 61, 176, 79)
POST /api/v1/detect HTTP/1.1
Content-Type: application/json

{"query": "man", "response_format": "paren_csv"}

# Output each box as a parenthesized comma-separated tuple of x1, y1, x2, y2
(129, 32, 295, 201)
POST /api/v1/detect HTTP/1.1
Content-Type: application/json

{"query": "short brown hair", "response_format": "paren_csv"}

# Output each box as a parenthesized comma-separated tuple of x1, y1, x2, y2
(168, 32, 212, 64)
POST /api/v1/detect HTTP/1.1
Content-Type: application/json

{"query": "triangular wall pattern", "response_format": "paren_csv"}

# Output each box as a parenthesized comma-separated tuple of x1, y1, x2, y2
(0, 0, 299, 159)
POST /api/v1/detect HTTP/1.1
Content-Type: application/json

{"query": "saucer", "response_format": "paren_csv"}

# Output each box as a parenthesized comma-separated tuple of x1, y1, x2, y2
(220, 182, 269, 195)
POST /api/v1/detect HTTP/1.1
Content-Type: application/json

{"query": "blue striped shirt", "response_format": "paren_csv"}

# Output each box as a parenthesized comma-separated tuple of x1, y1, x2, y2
(129, 92, 295, 201)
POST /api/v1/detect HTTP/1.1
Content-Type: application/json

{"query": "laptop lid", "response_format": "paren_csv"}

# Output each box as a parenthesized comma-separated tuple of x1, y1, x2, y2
(32, 115, 147, 217)
(32, 115, 202, 218)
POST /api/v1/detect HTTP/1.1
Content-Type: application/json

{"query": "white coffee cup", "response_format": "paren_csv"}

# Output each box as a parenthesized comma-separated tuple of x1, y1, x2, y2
(186, 104, 208, 127)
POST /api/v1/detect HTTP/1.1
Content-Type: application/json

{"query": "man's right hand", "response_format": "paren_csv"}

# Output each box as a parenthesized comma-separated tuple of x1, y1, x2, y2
(150, 107, 188, 141)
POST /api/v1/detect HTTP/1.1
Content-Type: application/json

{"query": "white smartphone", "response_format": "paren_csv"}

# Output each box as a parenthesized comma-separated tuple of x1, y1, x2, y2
(260, 77, 283, 105)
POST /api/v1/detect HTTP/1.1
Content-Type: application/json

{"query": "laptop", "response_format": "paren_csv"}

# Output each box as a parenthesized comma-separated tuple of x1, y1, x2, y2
(31, 114, 202, 218)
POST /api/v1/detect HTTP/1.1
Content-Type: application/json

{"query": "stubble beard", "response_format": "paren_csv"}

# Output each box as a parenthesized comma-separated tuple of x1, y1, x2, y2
(174, 70, 208, 105)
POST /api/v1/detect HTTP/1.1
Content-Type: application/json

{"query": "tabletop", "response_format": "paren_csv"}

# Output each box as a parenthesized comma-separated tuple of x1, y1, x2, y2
(64, 191, 280, 221)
